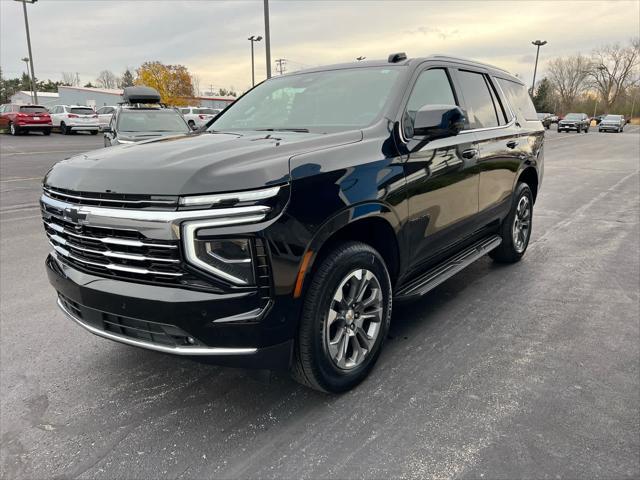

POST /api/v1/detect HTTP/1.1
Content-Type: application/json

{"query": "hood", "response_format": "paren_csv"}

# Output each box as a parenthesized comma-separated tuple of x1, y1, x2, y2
(45, 130, 362, 195)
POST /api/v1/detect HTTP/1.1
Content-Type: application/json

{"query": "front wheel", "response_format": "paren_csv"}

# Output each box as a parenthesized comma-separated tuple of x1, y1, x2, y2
(9, 122, 19, 135)
(291, 242, 392, 393)
(60, 122, 69, 135)
(490, 182, 533, 263)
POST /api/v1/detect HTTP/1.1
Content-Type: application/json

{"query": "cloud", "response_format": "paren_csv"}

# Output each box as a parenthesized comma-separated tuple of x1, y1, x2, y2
(1, 0, 638, 93)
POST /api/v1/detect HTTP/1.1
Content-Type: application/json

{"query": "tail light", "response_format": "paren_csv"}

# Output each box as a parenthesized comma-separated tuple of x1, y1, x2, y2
(199, 115, 206, 119)
(17, 113, 27, 118)
(68, 114, 79, 118)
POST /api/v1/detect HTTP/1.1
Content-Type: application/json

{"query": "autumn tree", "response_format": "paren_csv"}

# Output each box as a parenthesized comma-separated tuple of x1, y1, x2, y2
(588, 38, 640, 111)
(546, 55, 591, 111)
(135, 61, 194, 106)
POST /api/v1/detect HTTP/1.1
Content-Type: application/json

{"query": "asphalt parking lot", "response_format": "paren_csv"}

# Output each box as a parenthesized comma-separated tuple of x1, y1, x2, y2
(1, 126, 639, 479)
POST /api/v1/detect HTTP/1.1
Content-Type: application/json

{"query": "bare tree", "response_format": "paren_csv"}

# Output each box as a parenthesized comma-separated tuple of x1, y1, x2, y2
(61, 72, 79, 86)
(190, 74, 201, 97)
(95, 70, 119, 89)
(546, 55, 591, 111)
(588, 38, 640, 111)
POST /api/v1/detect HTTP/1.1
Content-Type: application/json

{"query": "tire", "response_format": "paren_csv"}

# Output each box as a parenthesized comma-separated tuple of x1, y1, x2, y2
(188, 120, 196, 129)
(90, 130, 98, 135)
(291, 241, 392, 393)
(60, 122, 69, 135)
(9, 122, 19, 136)
(490, 182, 533, 264)
(576, 126, 581, 134)
(43, 129, 51, 136)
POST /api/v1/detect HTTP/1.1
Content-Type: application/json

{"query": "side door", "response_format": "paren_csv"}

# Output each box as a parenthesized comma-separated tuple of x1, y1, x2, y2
(451, 69, 522, 220)
(400, 65, 480, 272)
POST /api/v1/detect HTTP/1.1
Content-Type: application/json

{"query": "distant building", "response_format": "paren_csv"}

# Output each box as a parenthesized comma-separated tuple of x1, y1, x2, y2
(57, 86, 122, 107)
(10, 91, 59, 108)
(56, 86, 235, 110)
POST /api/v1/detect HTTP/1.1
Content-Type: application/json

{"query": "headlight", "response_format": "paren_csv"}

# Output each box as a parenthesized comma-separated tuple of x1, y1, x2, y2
(192, 238, 254, 285)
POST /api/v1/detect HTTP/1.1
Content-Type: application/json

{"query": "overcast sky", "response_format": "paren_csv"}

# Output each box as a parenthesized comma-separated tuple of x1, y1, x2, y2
(1, 0, 638, 94)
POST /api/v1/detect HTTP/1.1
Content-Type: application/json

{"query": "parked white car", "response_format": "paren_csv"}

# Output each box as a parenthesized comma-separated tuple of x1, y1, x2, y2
(180, 107, 221, 129)
(49, 105, 99, 135)
(96, 106, 117, 128)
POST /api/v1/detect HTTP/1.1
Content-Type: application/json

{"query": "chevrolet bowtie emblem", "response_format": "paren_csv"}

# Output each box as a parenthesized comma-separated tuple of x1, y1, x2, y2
(63, 207, 88, 224)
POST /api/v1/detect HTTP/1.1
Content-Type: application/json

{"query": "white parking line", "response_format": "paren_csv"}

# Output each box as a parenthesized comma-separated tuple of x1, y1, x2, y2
(0, 176, 42, 183)
(1, 149, 89, 157)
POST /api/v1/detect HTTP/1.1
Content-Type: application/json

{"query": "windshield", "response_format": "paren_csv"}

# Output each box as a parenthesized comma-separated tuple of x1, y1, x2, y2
(117, 110, 189, 133)
(564, 113, 582, 120)
(209, 67, 401, 133)
(537, 113, 549, 119)
(20, 106, 48, 113)
(603, 115, 622, 121)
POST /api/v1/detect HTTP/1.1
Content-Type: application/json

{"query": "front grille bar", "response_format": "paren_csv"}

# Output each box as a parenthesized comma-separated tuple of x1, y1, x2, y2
(44, 221, 177, 249)
(50, 243, 183, 277)
(46, 232, 179, 264)
(43, 186, 177, 206)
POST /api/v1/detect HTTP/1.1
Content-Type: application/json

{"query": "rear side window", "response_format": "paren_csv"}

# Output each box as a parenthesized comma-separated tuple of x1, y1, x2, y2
(497, 78, 538, 122)
(70, 107, 95, 115)
(196, 108, 217, 114)
(456, 70, 500, 129)
(180, 108, 190, 114)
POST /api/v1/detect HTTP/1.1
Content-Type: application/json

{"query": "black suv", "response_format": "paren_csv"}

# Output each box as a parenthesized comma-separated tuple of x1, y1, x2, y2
(103, 86, 191, 147)
(41, 54, 543, 392)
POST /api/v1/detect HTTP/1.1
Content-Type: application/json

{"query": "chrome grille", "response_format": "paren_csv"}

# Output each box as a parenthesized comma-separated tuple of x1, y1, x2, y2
(42, 199, 184, 283)
(43, 185, 178, 210)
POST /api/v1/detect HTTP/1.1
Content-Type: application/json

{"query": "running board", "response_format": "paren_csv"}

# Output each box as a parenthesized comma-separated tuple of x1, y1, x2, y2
(395, 235, 502, 300)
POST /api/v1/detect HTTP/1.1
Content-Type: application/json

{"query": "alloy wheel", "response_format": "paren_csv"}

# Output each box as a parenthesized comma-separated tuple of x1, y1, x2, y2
(512, 195, 531, 253)
(324, 269, 383, 370)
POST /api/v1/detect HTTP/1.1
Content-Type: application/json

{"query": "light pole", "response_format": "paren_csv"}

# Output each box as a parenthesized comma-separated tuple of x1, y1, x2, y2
(248, 35, 263, 87)
(15, 0, 38, 103)
(21, 57, 34, 103)
(263, 0, 271, 79)
(530, 40, 547, 96)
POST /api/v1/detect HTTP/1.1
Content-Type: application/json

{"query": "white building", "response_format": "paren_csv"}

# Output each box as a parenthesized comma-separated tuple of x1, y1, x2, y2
(10, 91, 59, 108)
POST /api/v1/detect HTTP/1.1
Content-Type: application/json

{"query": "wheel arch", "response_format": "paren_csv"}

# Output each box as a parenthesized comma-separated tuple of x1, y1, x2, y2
(516, 166, 539, 203)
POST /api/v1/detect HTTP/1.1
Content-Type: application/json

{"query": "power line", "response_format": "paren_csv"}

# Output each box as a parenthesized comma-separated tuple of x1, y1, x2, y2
(275, 58, 287, 75)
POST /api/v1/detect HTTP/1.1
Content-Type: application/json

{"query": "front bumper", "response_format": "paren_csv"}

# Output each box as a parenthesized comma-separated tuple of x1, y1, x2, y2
(46, 254, 293, 369)
(599, 124, 621, 131)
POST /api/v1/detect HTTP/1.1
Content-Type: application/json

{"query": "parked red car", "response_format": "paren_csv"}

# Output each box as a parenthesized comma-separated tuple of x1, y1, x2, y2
(0, 104, 52, 135)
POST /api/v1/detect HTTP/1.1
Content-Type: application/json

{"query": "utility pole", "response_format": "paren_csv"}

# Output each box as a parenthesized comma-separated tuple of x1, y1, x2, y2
(15, 0, 38, 103)
(75, 72, 80, 87)
(209, 84, 214, 96)
(21, 57, 34, 103)
(275, 58, 287, 75)
(530, 40, 547, 96)
(264, 0, 271, 79)
(248, 35, 263, 87)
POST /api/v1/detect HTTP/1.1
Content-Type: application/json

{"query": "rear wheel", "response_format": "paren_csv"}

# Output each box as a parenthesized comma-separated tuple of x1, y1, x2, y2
(60, 122, 69, 135)
(42, 129, 51, 136)
(490, 182, 533, 264)
(90, 130, 98, 135)
(9, 122, 19, 136)
(291, 241, 392, 393)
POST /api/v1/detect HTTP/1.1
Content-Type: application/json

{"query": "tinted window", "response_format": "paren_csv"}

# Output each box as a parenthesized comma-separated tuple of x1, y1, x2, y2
(117, 110, 189, 133)
(19, 106, 48, 113)
(196, 108, 217, 114)
(457, 70, 499, 129)
(180, 108, 190, 114)
(403, 68, 457, 137)
(604, 115, 622, 120)
(70, 107, 95, 115)
(211, 67, 401, 133)
(497, 78, 538, 121)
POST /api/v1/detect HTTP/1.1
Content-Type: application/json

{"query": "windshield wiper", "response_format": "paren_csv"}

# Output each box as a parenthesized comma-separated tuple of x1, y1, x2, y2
(255, 128, 310, 133)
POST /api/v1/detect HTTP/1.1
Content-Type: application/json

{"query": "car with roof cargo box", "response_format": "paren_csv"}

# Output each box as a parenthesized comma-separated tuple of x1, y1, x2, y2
(41, 53, 543, 392)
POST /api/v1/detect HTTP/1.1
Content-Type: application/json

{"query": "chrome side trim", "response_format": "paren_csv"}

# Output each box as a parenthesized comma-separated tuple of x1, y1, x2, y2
(179, 186, 281, 207)
(57, 297, 257, 356)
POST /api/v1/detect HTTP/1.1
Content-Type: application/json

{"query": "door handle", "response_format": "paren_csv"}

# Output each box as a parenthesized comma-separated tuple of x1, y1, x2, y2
(506, 140, 519, 149)
(461, 148, 478, 159)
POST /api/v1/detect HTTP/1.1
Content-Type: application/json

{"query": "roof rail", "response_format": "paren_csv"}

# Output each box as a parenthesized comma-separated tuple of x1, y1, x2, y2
(430, 54, 511, 74)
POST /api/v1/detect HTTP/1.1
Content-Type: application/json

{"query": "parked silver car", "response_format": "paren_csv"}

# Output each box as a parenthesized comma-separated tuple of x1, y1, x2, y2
(598, 114, 626, 133)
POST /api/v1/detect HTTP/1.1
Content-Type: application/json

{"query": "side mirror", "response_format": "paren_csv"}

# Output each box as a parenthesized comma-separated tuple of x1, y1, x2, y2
(410, 104, 466, 140)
